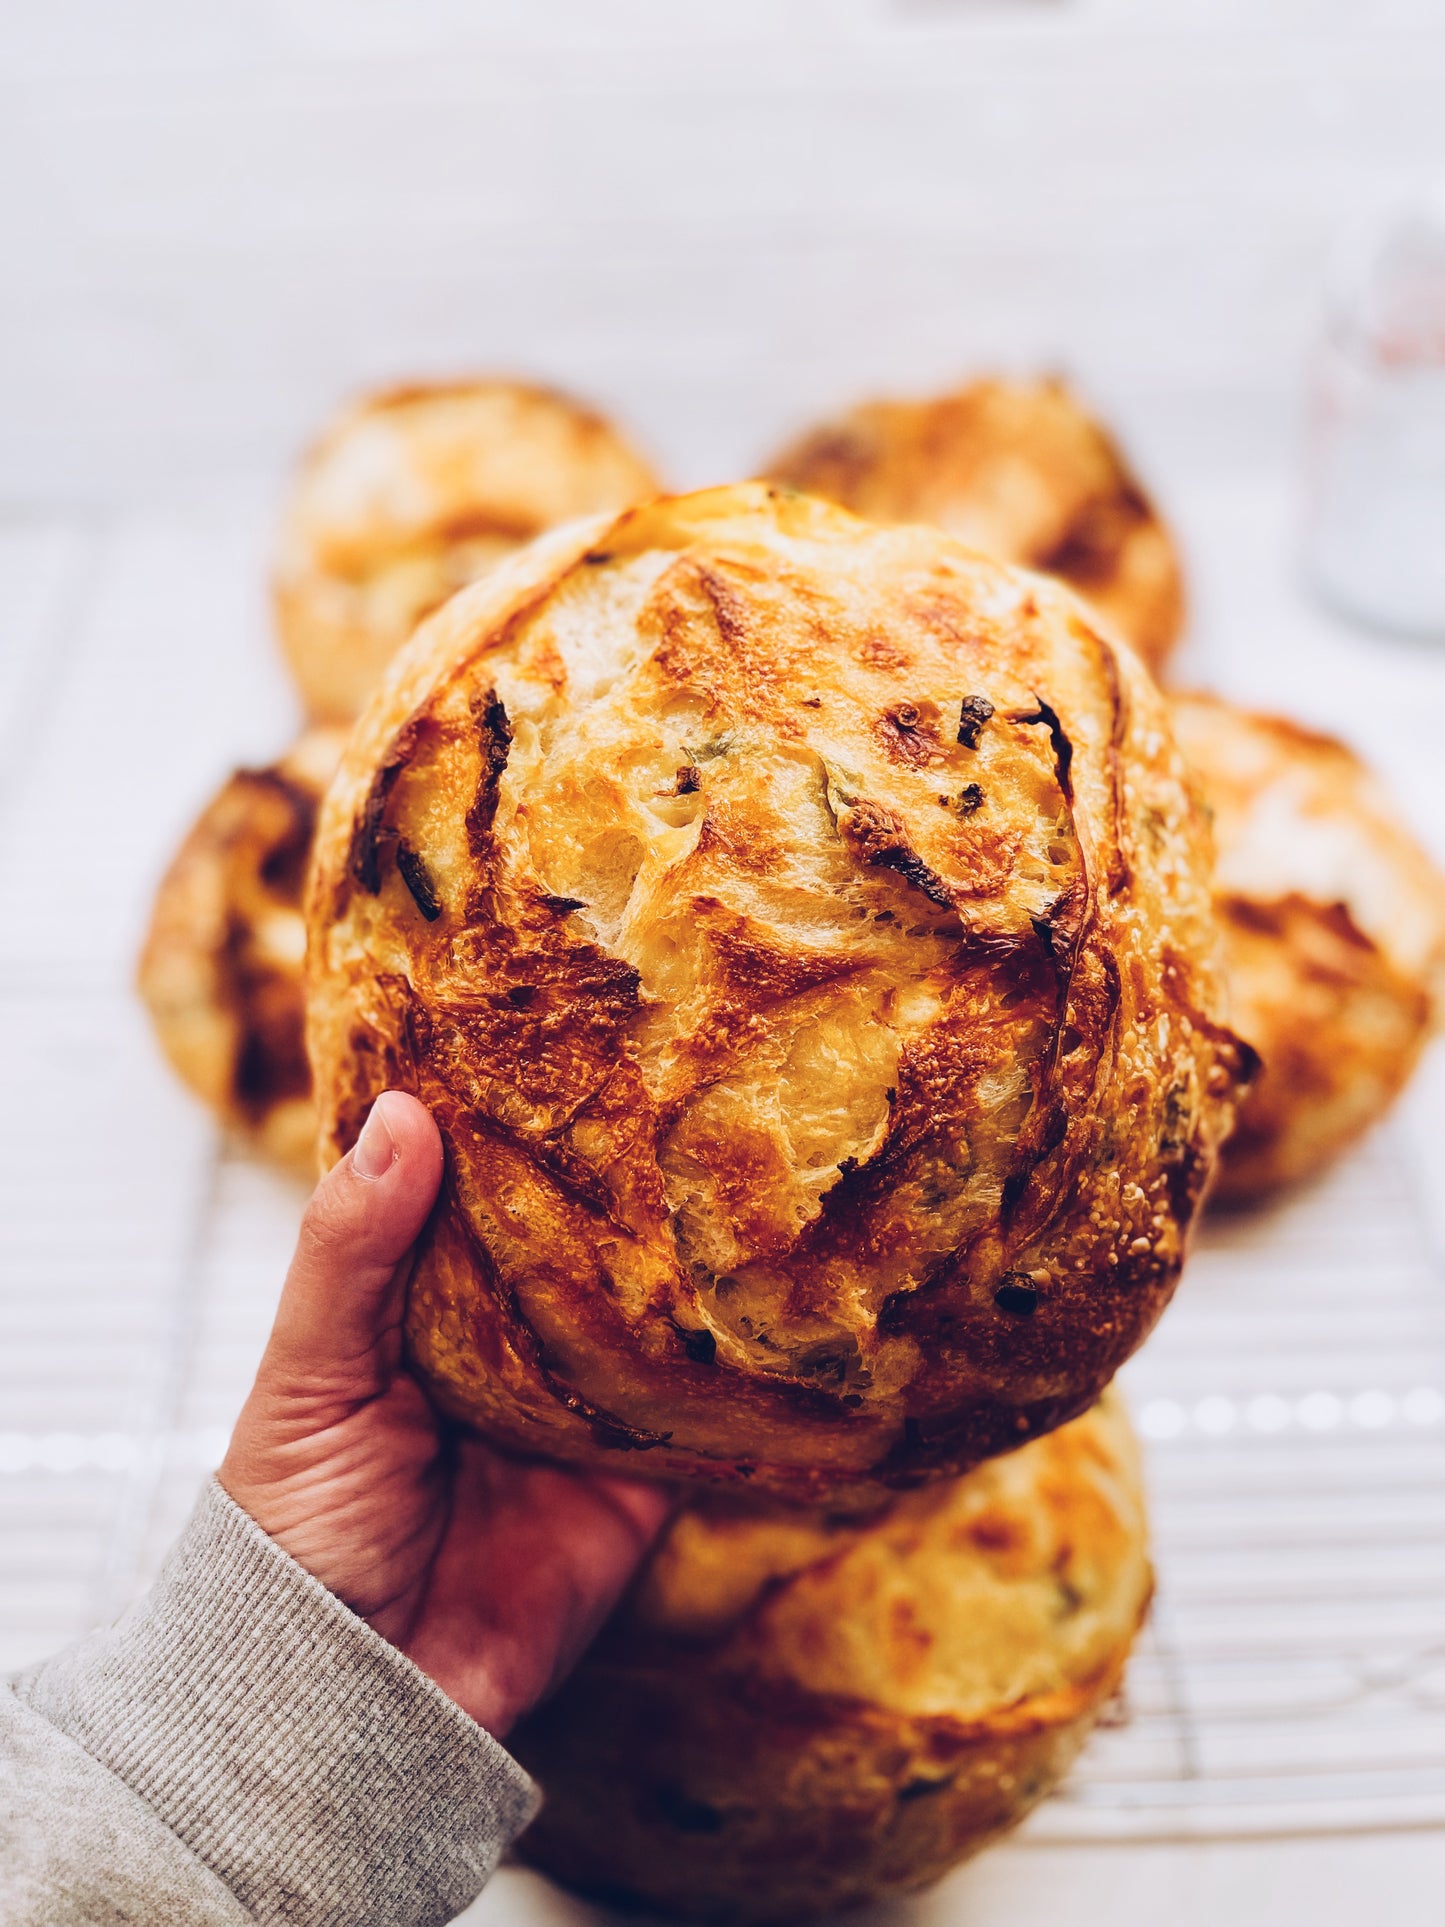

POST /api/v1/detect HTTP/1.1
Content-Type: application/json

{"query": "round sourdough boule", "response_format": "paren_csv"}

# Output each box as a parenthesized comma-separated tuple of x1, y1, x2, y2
(307, 482, 1250, 1504)
(767, 376, 1185, 679)
(139, 728, 347, 1172)
(274, 379, 660, 722)
(511, 1395, 1150, 1924)
(1171, 692, 1445, 1206)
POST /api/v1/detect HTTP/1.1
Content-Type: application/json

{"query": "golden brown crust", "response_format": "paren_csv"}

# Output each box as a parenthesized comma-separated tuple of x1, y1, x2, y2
(1171, 692, 1445, 1205)
(274, 379, 661, 722)
(138, 728, 347, 1172)
(767, 376, 1185, 678)
(512, 1397, 1151, 1924)
(307, 484, 1248, 1504)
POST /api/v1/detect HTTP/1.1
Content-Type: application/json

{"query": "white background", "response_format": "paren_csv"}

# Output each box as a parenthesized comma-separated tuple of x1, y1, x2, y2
(4, 6, 1445, 1925)
(3, 0, 1445, 506)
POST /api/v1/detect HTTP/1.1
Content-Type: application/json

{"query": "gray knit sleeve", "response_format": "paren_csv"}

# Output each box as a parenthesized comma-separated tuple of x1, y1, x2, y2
(7, 1477, 540, 1927)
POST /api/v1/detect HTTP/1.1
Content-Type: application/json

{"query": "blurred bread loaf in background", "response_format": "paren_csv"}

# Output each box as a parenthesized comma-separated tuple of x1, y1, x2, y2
(512, 1395, 1151, 1924)
(766, 375, 1185, 678)
(1172, 691, 1445, 1205)
(137, 728, 346, 1173)
(274, 380, 661, 722)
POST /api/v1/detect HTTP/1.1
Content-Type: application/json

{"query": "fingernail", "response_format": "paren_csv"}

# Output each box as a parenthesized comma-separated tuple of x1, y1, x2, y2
(351, 1096, 397, 1181)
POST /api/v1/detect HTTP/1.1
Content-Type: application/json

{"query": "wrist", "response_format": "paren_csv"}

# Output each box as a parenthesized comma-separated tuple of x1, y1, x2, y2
(399, 1620, 547, 1739)
(14, 1479, 540, 1922)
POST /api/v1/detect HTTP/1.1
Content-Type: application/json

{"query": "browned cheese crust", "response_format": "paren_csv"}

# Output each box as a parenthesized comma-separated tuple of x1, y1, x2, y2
(274, 379, 661, 723)
(767, 376, 1185, 679)
(512, 1396, 1151, 1924)
(307, 484, 1249, 1505)
(1172, 692, 1445, 1206)
(139, 728, 347, 1173)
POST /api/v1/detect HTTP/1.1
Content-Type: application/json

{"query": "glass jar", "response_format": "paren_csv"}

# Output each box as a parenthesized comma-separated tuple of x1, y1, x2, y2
(1305, 191, 1445, 640)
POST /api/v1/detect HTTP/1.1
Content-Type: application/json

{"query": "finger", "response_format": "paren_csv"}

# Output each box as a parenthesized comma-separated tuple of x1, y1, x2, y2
(537, 1470, 677, 1687)
(529, 1471, 678, 1705)
(410, 1444, 676, 1733)
(577, 1471, 678, 1561)
(264, 1090, 444, 1380)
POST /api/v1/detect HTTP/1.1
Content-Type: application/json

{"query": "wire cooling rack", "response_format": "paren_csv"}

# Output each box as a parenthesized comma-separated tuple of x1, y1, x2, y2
(1, 487, 1443, 1860)
(4, 1108, 1441, 1847)
(1039, 1121, 1445, 1842)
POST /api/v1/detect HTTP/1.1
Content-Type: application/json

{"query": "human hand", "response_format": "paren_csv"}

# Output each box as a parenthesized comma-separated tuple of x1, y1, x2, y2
(219, 1090, 673, 1737)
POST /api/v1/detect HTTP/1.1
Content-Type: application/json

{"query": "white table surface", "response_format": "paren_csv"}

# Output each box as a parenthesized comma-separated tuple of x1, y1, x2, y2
(2, 467, 1444, 1924)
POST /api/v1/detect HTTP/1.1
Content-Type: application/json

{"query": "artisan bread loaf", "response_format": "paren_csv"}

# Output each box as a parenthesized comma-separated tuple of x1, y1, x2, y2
(139, 728, 346, 1171)
(769, 376, 1184, 678)
(1172, 690, 1445, 1203)
(307, 484, 1248, 1502)
(513, 1395, 1150, 1923)
(275, 379, 659, 721)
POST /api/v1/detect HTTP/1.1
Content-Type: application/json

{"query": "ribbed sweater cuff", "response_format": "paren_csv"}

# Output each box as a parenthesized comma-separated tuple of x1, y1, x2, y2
(12, 1477, 540, 1927)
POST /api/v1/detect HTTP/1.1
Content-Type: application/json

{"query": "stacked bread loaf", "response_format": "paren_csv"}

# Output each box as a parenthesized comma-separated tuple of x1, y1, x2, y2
(136, 372, 1445, 1919)
(511, 1393, 1150, 1922)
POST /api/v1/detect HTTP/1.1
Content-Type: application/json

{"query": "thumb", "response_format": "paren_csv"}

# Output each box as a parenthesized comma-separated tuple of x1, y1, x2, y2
(263, 1090, 445, 1385)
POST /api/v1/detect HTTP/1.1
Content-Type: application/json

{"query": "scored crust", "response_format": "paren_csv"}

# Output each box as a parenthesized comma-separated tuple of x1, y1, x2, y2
(307, 483, 1250, 1504)
(1171, 692, 1445, 1205)
(274, 379, 661, 723)
(139, 728, 347, 1172)
(512, 1395, 1151, 1924)
(767, 376, 1185, 679)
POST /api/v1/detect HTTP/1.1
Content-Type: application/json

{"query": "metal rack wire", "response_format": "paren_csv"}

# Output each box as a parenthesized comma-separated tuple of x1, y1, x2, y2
(1037, 1126, 1445, 1840)
(5, 1100, 1441, 1844)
